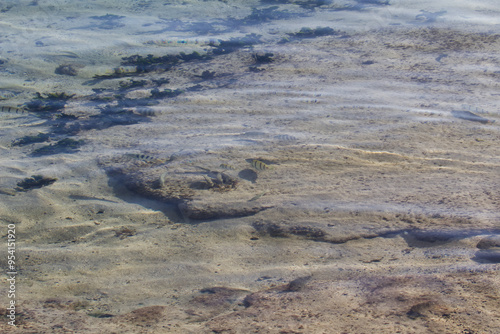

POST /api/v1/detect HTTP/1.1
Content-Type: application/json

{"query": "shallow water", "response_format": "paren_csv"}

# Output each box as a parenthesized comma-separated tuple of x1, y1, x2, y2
(1, 1, 500, 333)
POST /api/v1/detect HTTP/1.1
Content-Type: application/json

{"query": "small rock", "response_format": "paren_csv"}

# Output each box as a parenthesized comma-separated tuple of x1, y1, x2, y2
(55, 64, 80, 76)
(476, 235, 500, 249)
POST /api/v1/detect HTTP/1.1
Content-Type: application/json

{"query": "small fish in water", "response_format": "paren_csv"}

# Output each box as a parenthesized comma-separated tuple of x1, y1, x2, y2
(250, 159, 271, 171)
(0, 187, 16, 196)
(134, 108, 157, 116)
(68, 195, 118, 203)
(219, 163, 236, 170)
(145, 38, 219, 47)
(248, 190, 268, 202)
(0, 106, 28, 114)
(203, 175, 214, 187)
(461, 104, 486, 114)
(125, 153, 165, 163)
(451, 109, 494, 124)
(274, 134, 298, 141)
(158, 171, 168, 188)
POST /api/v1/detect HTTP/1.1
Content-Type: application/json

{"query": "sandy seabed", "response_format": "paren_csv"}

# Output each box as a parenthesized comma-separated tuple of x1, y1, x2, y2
(1, 1, 500, 333)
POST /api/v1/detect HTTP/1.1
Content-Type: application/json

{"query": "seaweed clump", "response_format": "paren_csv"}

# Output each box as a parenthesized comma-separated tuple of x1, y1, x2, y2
(55, 64, 80, 76)
(31, 138, 84, 156)
(150, 88, 183, 99)
(93, 67, 139, 79)
(212, 34, 262, 55)
(119, 79, 148, 90)
(241, 6, 295, 24)
(252, 52, 275, 64)
(280, 26, 346, 44)
(16, 175, 57, 191)
(25, 92, 75, 114)
(289, 26, 339, 38)
(12, 133, 51, 146)
(199, 70, 216, 80)
(201, 171, 239, 192)
(121, 51, 210, 73)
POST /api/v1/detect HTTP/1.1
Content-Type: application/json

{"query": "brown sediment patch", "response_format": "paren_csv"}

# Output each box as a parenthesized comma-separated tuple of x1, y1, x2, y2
(4, 268, 499, 333)
(115, 306, 166, 326)
(250, 213, 500, 247)
(206, 271, 500, 334)
(186, 287, 250, 320)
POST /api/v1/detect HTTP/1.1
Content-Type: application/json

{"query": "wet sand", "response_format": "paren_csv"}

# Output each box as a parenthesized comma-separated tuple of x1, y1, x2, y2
(1, 1, 500, 333)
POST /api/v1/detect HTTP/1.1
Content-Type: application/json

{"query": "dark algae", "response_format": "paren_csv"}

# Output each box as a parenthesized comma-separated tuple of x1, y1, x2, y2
(25, 92, 75, 114)
(119, 79, 148, 90)
(87, 312, 114, 318)
(279, 26, 347, 43)
(55, 64, 80, 76)
(93, 67, 139, 79)
(288, 26, 340, 38)
(212, 34, 262, 55)
(198, 70, 216, 80)
(120, 51, 210, 73)
(241, 6, 296, 24)
(252, 52, 275, 64)
(31, 138, 84, 156)
(12, 133, 50, 146)
(150, 88, 184, 99)
(16, 175, 57, 191)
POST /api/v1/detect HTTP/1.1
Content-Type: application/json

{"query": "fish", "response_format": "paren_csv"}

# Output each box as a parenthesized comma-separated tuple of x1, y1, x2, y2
(250, 159, 271, 171)
(219, 163, 236, 170)
(94, 67, 137, 78)
(134, 108, 157, 116)
(0, 106, 28, 114)
(274, 134, 298, 141)
(113, 67, 136, 74)
(194, 165, 211, 173)
(451, 110, 493, 124)
(203, 175, 214, 187)
(460, 104, 488, 114)
(68, 195, 118, 203)
(145, 38, 220, 47)
(159, 171, 168, 188)
(240, 131, 269, 138)
(0, 187, 16, 196)
(0, 91, 16, 100)
(248, 190, 268, 202)
(125, 153, 165, 163)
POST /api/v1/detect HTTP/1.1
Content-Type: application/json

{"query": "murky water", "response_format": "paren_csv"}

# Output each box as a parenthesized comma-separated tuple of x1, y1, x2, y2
(1, 1, 499, 333)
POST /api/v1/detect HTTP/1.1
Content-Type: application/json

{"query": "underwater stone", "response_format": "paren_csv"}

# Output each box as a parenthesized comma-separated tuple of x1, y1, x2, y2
(55, 64, 80, 76)
(31, 138, 84, 156)
(476, 235, 500, 249)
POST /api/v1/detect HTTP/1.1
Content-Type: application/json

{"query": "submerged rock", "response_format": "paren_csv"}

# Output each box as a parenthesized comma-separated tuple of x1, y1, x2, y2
(179, 201, 272, 220)
(99, 151, 274, 220)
